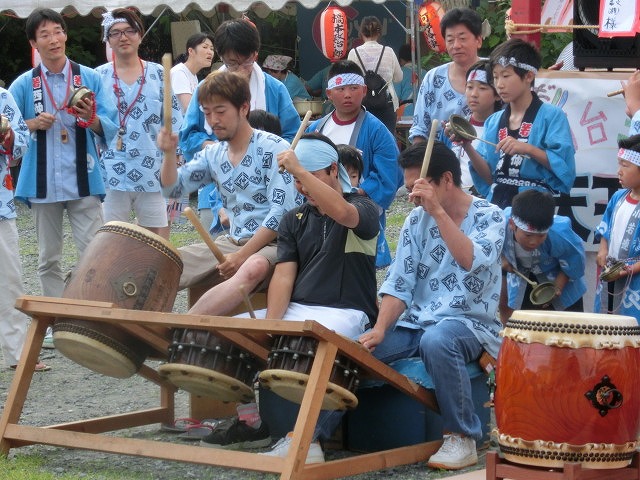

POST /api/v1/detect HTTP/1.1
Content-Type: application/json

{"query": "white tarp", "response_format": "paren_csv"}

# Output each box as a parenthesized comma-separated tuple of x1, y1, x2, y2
(0, 0, 386, 18)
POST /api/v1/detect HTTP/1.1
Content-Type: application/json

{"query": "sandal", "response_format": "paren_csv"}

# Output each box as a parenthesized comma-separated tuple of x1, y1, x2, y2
(10, 361, 51, 372)
(177, 419, 224, 441)
(160, 417, 200, 433)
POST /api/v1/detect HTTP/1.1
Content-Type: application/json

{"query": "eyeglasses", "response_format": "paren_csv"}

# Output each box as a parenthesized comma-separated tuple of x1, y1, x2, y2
(108, 28, 139, 40)
(222, 57, 255, 72)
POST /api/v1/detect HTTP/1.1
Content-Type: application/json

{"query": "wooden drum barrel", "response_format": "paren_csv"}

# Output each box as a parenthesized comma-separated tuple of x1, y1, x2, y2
(494, 310, 640, 469)
(53, 222, 182, 378)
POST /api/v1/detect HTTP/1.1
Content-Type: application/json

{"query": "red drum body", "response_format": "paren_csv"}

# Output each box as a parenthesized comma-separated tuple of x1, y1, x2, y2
(53, 222, 182, 378)
(258, 335, 361, 411)
(495, 310, 640, 469)
(158, 329, 263, 403)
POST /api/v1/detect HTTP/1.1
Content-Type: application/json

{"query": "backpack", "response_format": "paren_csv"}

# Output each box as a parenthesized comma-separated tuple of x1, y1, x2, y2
(354, 46, 391, 110)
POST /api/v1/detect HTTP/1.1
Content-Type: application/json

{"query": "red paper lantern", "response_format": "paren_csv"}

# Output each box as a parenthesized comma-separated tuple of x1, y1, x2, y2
(320, 6, 348, 61)
(419, 2, 446, 54)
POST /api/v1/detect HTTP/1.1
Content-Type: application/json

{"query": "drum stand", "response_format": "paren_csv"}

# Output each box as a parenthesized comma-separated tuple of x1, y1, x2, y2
(486, 451, 640, 480)
(0, 296, 441, 480)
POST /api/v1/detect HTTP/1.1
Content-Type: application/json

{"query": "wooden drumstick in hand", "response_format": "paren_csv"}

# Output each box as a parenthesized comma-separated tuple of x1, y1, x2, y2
(279, 110, 312, 173)
(162, 53, 173, 130)
(420, 119, 440, 178)
(607, 88, 624, 98)
(183, 207, 226, 263)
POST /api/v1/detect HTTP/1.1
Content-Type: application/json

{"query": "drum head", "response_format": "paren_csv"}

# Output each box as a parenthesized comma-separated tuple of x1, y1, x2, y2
(158, 363, 255, 403)
(258, 369, 358, 411)
(53, 330, 142, 379)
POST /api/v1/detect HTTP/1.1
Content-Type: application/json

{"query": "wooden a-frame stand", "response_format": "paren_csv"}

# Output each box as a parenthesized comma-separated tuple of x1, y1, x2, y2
(0, 296, 442, 480)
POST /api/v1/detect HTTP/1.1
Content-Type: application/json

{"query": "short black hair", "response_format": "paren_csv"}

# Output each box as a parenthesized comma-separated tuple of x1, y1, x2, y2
(26, 8, 66, 41)
(440, 7, 483, 38)
(248, 109, 282, 136)
(490, 38, 541, 80)
(466, 60, 502, 112)
(337, 144, 363, 177)
(214, 19, 260, 58)
(511, 190, 555, 231)
(619, 133, 640, 152)
(398, 44, 412, 63)
(398, 141, 461, 187)
(328, 60, 364, 79)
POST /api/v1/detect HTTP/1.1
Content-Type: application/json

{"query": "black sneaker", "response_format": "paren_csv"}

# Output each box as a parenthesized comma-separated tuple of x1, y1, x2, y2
(200, 418, 271, 450)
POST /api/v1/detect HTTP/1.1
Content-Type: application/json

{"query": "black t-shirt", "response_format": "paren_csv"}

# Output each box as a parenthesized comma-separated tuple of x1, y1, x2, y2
(277, 193, 379, 324)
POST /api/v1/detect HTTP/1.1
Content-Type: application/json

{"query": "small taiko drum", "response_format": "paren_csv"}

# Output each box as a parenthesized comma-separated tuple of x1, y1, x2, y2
(53, 222, 182, 378)
(158, 329, 263, 402)
(258, 335, 361, 411)
(494, 310, 640, 469)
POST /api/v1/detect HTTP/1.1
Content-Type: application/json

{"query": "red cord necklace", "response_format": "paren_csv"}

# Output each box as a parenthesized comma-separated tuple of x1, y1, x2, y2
(40, 62, 73, 143)
(112, 55, 146, 151)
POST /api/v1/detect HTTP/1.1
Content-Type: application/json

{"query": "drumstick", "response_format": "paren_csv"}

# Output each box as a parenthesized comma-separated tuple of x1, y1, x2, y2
(183, 206, 226, 263)
(607, 88, 624, 98)
(239, 285, 256, 319)
(279, 110, 312, 173)
(162, 53, 173, 130)
(420, 119, 440, 178)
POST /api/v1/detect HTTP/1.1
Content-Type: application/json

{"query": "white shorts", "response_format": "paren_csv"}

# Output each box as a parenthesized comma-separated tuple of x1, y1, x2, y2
(248, 303, 370, 339)
(103, 190, 168, 228)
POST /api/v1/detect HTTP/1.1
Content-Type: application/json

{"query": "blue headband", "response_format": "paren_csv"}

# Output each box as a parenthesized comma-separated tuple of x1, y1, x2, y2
(294, 138, 353, 194)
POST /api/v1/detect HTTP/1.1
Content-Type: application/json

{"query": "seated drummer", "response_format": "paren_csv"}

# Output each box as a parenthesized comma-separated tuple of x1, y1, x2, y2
(197, 133, 380, 460)
(358, 141, 505, 471)
(157, 70, 302, 316)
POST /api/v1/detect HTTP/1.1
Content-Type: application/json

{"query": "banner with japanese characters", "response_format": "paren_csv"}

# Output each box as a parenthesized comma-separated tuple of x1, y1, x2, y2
(535, 70, 630, 250)
(599, 0, 640, 37)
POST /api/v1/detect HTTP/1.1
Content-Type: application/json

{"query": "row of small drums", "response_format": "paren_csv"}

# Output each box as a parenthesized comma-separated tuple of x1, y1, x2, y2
(53, 222, 640, 470)
(52, 221, 361, 411)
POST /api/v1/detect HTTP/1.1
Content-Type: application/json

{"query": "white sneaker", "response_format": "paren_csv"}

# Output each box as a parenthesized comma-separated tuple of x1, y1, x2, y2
(427, 434, 478, 470)
(260, 434, 325, 464)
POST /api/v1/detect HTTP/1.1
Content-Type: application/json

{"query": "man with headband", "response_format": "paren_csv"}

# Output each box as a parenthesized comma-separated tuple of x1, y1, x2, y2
(464, 38, 575, 209)
(96, 8, 183, 240)
(500, 190, 586, 324)
(255, 132, 379, 462)
(9, 9, 117, 308)
(308, 59, 401, 269)
(594, 134, 640, 320)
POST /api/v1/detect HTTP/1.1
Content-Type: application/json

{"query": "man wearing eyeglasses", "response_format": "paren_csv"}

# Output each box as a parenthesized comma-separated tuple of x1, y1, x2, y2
(9, 8, 118, 305)
(95, 8, 183, 240)
(177, 18, 301, 291)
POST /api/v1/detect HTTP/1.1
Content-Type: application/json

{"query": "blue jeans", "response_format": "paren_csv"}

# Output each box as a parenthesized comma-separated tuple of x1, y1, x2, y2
(314, 320, 484, 441)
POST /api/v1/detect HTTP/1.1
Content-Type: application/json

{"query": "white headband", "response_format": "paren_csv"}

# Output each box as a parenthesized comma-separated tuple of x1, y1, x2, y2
(619, 148, 640, 167)
(467, 69, 488, 84)
(496, 56, 538, 74)
(512, 214, 549, 234)
(101, 12, 129, 42)
(327, 73, 365, 90)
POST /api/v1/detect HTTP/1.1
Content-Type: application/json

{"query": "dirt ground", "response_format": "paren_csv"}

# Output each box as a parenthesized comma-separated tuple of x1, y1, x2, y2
(0, 200, 490, 479)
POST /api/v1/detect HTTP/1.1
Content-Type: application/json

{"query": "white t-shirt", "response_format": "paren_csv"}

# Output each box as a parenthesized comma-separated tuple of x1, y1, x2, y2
(170, 63, 198, 96)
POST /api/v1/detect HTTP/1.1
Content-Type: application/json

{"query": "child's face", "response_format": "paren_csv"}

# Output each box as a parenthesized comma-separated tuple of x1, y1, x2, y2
(326, 84, 366, 117)
(465, 80, 500, 119)
(345, 165, 360, 187)
(492, 65, 533, 104)
(618, 158, 640, 189)
(510, 219, 547, 251)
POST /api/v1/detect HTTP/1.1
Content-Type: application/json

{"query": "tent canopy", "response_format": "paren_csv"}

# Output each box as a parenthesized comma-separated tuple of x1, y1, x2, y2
(2, 0, 387, 18)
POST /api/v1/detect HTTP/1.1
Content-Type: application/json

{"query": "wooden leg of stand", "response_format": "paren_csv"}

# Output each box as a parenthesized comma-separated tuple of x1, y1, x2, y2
(0, 314, 50, 453)
(486, 451, 499, 480)
(280, 339, 337, 480)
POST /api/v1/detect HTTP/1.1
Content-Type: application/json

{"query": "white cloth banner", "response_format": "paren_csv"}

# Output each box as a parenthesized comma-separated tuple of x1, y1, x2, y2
(535, 70, 629, 251)
(599, 0, 640, 37)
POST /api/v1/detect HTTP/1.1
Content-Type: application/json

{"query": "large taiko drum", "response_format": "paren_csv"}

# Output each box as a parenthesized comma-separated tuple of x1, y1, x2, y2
(158, 328, 264, 402)
(258, 335, 361, 410)
(494, 310, 640, 469)
(53, 221, 182, 378)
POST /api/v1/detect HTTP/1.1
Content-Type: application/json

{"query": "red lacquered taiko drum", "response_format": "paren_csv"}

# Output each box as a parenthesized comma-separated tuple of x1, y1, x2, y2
(494, 310, 640, 469)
